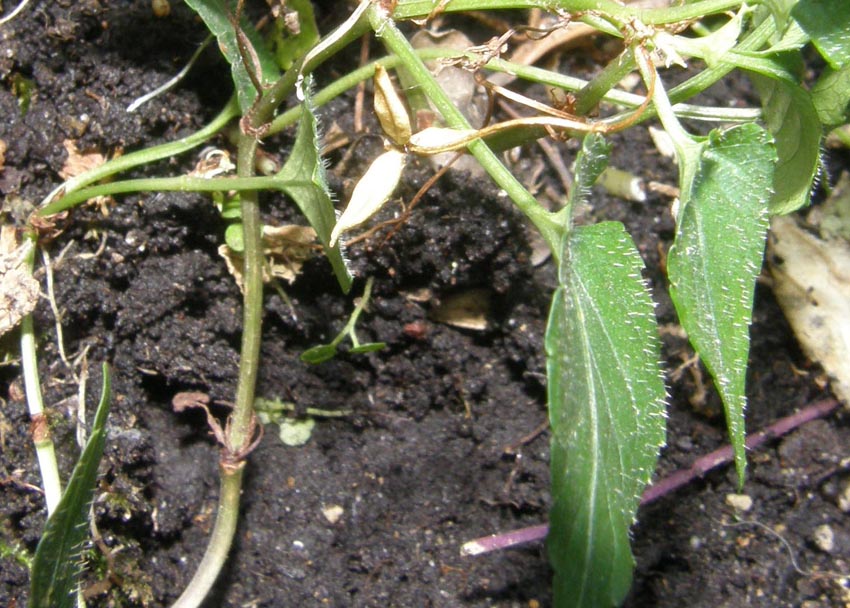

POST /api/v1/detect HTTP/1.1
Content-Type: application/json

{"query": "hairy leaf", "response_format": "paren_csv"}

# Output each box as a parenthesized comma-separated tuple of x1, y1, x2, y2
(546, 221, 667, 608)
(667, 124, 776, 484)
(791, 0, 850, 69)
(30, 365, 112, 608)
(812, 64, 850, 128)
(183, 0, 281, 112)
(277, 80, 353, 293)
(752, 74, 821, 215)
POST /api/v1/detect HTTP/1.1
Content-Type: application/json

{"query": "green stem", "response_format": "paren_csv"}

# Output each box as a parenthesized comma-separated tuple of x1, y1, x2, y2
(40, 176, 316, 217)
(37, 98, 240, 211)
(172, 59, 303, 608)
(391, 0, 758, 25)
(19, 237, 63, 516)
(367, 5, 562, 257)
(574, 50, 636, 116)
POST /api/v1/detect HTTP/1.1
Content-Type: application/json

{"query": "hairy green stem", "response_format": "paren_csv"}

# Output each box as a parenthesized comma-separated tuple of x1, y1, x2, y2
(19, 237, 63, 515)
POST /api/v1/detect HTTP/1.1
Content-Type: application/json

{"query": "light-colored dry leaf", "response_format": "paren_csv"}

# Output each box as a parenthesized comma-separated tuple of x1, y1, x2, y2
(59, 139, 106, 180)
(330, 149, 406, 246)
(430, 289, 490, 331)
(0, 226, 39, 337)
(0, 139, 6, 171)
(220, 224, 318, 290)
(190, 148, 235, 178)
(374, 65, 412, 147)
(768, 214, 850, 406)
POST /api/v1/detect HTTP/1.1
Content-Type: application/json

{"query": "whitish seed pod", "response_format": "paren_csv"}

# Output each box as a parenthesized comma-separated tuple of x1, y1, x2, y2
(374, 65, 412, 147)
(330, 149, 406, 246)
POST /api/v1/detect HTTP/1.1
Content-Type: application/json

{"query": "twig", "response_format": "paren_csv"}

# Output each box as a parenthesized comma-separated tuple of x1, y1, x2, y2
(461, 397, 841, 556)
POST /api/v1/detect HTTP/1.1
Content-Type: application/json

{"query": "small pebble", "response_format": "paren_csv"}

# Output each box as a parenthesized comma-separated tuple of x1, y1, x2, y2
(725, 493, 753, 512)
(838, 481, 850, 513)
(322, 504, 344, 524)
(812, 524, 835, 554)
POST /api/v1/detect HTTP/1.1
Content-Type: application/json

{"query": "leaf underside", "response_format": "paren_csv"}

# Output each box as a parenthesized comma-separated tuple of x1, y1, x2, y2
(667, 124, 776, 484)
(546, 220, 667, 608)
(30, 365, 112, 608)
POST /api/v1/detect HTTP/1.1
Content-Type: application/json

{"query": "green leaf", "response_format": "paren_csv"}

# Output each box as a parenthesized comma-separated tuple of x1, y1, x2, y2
(224, 223, 244, 252)
(791, 0, 850, 69)
(812, 64, 850, 128)
(667, 124, 776, 484)
(30, 365, 112, 608)
(267, 0, 320, 70)
(277, 79, 353, 293)
(183, 0, 281, 112)
(546, 221, 667, 608)
(751, 74, 821, 215)
(300, 344, 337, 364)
(349, 342, 386, 354)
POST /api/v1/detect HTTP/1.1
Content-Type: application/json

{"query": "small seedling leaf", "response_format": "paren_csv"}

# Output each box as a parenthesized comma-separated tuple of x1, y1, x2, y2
(546, 221, 667, 608)
(278, 417, 316, 446)
(349, 342, 387, 354)
(667, 123, 776, 484)
(267, 0, 319, 70)
(30, 364, 112, 608)
(300, 344, 337, 364)
(791, 0, 850, 69)
(183, 0, 280, 112)
(224, 223, 245, 252)
(277, 80, 353, 293)
(752, 74, 821, 215)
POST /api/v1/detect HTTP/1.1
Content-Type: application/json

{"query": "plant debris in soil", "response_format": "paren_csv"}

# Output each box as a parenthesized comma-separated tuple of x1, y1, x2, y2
(2, 2, 850, 607)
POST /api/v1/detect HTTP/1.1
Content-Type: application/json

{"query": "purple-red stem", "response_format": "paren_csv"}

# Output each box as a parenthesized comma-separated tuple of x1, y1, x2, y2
(462, 397, 840, 556)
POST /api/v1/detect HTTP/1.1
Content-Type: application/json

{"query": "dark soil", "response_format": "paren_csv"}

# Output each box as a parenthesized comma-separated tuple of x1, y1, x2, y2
(2, 2, 850, 607)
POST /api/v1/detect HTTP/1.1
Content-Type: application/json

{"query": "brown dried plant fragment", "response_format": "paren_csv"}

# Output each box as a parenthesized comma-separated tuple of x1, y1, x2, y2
(0, 226, 39, 337)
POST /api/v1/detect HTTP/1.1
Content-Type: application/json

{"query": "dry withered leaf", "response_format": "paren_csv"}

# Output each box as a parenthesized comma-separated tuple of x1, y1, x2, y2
(219, 224, 317, 290)
(0, 226, 39, 338)
(59, 139, 106, 180)
(429, 289, 491, 331)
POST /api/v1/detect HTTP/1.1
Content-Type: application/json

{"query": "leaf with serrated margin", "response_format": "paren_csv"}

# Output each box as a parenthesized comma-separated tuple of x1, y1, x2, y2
(667, 124, 776, 485)
(791, 0, 850, 69)
(276, 81, 353, 293)
(184, 0, 281, 112)
(547, 221, 667, 608)
(751, 74, 821, 215)
(30, 365, 111, 608)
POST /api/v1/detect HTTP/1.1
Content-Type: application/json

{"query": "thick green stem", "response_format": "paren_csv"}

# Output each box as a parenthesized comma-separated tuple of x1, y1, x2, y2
(19, 238, 63, 515)
(367, 5, 562, 256)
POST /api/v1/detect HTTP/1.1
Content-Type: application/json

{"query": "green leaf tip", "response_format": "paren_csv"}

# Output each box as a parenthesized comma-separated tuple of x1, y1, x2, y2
(546, 219, 667, 608)
(277, 77, 353, 293)
(30, 364, 112, 608)
(668, 123, 776, 487)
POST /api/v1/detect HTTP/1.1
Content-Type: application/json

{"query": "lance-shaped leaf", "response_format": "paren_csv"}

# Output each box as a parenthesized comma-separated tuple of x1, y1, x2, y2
(667, 124, 776, 484)
(183, 0, 280, 112)
(546, 221, 667, 608)
(329, 148, 406, 246)
(751, 74, 820, 215)
(277, 83, 353, 293)
(30, 365, 111, 608)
